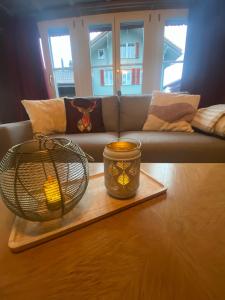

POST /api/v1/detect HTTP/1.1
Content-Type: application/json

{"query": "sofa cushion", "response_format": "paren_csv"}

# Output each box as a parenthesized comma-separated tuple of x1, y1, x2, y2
(52, 132, 118, 162)
(120, 131, 225, 163)
(192, 104, 225, 135)
(102, 96, 119, 132)
(64, 97, 105, 133)
(64, 96, 119, 133)
(22, 98, 66, 135)
(143, 91, 200, 133)
(119, 95, 151, 131)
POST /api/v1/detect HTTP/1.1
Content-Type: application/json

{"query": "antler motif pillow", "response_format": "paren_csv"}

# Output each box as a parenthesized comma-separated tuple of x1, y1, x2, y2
(143, 91, 200, 132)
(64, 97, 105, 133)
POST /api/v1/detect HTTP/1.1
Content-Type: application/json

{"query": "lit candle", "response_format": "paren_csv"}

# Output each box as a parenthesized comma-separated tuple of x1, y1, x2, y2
(104, 139, 141, 199)
(44, 176, 62, 210)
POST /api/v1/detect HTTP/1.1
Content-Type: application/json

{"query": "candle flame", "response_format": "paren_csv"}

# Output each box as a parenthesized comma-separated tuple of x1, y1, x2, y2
(44, 176, 62, 210)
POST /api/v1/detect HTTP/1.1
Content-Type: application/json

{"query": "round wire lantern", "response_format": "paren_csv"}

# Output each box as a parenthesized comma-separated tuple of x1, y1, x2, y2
(0, 135, 91, 222)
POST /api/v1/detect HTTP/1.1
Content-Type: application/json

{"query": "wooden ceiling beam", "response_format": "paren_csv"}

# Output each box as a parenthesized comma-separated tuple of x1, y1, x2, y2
(33, 0, 189, 20)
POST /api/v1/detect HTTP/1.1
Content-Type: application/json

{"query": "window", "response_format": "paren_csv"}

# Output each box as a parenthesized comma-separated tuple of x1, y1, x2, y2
(104, 69, 113, 85)
(39, 10, 188, 97)
(47, 27, 75, 97)
(121, 68, 141, 86)
(161, 19, 187, 92)
(97, 49, 105, 59)
(100, 69, 113, 86)
(121, 70, 132, 85)
(120, 43, 138, 59)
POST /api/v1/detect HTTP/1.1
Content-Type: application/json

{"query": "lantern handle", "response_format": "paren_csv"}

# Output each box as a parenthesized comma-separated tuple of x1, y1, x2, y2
(34, 134, 57, 150)
(84, 152, 95, 162)
(34, 134, 95, 162)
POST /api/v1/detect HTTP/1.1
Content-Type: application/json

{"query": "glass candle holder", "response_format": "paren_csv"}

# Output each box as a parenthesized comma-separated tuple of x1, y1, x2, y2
(103, 139, 141, 199)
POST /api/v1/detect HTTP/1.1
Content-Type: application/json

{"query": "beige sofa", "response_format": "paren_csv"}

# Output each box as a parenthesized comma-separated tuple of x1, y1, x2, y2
(0, 95, 224, 162)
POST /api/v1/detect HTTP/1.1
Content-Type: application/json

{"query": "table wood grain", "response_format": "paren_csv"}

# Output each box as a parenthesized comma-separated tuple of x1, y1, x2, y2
(0, 163, 225, 300)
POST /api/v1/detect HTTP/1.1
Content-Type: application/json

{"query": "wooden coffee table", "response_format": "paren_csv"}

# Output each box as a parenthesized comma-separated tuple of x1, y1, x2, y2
(0, 163, 225, 300)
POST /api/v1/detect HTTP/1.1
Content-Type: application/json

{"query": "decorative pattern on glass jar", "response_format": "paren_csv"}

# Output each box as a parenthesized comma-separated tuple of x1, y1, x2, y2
(103, 139, 141, 199)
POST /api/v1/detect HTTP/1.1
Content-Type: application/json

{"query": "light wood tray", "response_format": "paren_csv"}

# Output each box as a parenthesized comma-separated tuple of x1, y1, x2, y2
(9, 170, 167, 253)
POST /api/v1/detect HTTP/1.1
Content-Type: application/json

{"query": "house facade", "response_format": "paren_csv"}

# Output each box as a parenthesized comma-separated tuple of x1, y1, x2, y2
(90, 27, 144, 96)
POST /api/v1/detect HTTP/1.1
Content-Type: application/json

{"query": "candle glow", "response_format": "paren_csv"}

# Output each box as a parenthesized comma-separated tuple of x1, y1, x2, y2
(116, 161, 130, 186)
(44, 176, 62, 210)
(107, 141, 137, 152)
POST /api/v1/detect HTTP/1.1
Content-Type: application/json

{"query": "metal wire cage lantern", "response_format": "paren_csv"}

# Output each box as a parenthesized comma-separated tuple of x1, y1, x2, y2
(0, 136, 91, 222)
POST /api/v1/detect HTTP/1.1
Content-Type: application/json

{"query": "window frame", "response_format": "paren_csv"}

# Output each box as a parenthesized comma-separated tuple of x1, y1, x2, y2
(38, 9, 188, 97)
(161, 20, 187, 90)
(38, 18, 78, 98)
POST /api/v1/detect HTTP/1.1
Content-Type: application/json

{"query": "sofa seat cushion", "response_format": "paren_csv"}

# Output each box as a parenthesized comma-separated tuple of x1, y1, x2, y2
(120, 131, 225, 163)
(52, 132, 118, 162)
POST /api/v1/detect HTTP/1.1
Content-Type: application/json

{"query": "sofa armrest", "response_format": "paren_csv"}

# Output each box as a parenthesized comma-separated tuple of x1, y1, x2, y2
(0, 120, 33, 160)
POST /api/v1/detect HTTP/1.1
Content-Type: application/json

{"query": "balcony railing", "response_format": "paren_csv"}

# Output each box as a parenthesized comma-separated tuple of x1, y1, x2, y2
(53, 68, 74, 84)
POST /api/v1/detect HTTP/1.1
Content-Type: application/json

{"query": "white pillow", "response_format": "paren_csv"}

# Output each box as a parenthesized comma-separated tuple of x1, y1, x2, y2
(22, 98, 66, 135)
(143, 91, 200, 132)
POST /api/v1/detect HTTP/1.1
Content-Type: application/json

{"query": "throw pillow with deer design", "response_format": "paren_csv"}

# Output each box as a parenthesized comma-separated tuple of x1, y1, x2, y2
(64, 98, 105, 133)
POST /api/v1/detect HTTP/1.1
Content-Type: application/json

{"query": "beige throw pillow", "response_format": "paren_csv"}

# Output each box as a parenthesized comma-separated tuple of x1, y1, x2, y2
(191, 104, 225, 135)
(143, 91, 200, 132)
(22, 98, 66, 135)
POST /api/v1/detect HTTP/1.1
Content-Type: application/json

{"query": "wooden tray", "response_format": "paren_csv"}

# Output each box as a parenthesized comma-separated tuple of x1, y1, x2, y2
(9, 169, 167, 252)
